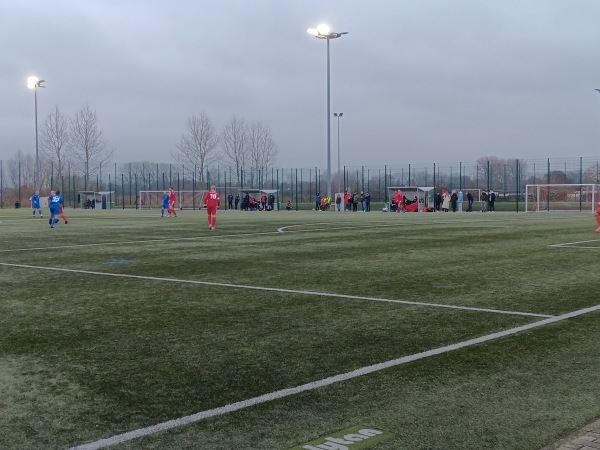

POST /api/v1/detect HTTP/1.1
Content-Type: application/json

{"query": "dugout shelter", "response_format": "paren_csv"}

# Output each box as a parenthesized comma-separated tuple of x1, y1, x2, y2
(387, 186, 434, 212)
(78, 191, 114, 209)
(238, 189, 279, 211)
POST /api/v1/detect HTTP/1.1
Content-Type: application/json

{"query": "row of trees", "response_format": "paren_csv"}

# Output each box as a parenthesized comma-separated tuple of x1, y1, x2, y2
(14, 106, 278, 191)
(40, 105, 113, 185)
(174, 113, 278, 186)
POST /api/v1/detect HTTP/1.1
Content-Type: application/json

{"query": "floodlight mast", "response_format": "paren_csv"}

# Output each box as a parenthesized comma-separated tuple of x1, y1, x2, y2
(27, 76, 45, 191)
(334, 112, 343, 193)
(307, 24, 348, 200)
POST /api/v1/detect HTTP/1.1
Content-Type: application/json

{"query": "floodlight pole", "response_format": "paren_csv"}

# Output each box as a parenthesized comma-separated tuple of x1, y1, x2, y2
(307, 25, 347, 199)
(334, 112, 343, 193)
(27, 76, 45, 190)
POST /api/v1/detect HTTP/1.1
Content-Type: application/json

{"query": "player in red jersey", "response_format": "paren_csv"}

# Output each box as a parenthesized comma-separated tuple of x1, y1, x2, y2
(393, 189, 404, 212)
(55, 189, 68, 224)
(168, 187, 177, 217)
(595, 202, 600, 232)
(203, 185, 221, 230)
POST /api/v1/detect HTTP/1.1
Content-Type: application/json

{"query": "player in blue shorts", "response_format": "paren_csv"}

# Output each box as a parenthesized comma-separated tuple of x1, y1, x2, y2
(48, 190, 63, 228)
(161, 191, 169, 217)
(30, 190, 43, 218)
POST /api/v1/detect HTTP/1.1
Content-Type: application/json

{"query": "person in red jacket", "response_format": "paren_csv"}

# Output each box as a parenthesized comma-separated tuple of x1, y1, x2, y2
(595, 202, 600, 232)
(204, 185, 221, 230)
(168, 187, 177, 217)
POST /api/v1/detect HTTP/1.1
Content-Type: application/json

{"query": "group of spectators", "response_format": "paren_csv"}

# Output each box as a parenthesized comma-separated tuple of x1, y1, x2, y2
(331, 191, 371, 212)
(434, 189, 497, 212)
(235, 192, 276, 211)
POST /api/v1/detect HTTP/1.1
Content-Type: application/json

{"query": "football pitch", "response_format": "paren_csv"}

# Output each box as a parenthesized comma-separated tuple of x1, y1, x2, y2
(0, 208, 599, 449)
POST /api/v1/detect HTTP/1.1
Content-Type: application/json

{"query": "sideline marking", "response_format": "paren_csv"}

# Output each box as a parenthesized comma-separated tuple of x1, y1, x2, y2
(68, 303, 600, 450)
(0, 262, 552, 319)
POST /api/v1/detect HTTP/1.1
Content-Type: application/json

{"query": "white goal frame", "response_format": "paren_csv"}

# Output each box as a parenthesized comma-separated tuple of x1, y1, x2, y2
(138, 190, 207, 210)
(525, 184, 598, 213)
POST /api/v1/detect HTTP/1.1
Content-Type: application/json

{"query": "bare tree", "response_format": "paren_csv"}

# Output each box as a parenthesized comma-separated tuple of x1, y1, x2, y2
(221, 116, 247, 184)
(70, 105, 113, 187)
(173, 113, 220, 184)
(40, 105, 70, 182)
(247, 121, 278, 186)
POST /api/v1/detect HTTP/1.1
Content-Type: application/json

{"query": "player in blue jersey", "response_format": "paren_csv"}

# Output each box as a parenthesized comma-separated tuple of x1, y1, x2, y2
(30, 190, 43, 218)
(161, 191, 169, 217)
(48, 190, 63, 228)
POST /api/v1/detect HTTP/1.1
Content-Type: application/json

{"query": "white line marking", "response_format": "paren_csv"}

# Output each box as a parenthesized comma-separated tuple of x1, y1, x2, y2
(0, 262, 552, 318)
(549, 238, 600, 248)
(68, 303, 600, 450)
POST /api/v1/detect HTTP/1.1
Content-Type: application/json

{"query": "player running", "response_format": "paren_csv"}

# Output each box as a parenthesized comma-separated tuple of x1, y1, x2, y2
(167, 187, 177, 218)
(595, 202, 600, 233)
(161, 191, 169, 217)
(55, 189, 68, 224)
(48, 190, 63, 228)
(30, 190, 43, 218)
(203, 185, 221, 230)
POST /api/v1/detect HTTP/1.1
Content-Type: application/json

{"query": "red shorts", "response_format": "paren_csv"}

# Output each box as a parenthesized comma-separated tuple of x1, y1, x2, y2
(206, 206, 217, 216)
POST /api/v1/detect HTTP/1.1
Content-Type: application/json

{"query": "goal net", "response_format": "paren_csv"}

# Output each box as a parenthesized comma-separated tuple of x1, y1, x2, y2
(138, 190, 207, 210)
(525, 184, 598, 213)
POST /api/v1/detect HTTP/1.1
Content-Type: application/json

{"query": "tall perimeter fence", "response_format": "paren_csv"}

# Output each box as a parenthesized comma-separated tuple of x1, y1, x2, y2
(1, 158, 599, 211)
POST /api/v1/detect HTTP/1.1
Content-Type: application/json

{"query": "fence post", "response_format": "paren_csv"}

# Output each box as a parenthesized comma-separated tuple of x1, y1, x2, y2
(516, 159, 520, 213)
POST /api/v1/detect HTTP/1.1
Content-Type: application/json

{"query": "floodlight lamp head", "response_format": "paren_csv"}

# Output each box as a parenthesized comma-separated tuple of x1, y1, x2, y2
(317, 24, 331, 35)
(27, 76, 39, 89)
(27, 76, 45, 89)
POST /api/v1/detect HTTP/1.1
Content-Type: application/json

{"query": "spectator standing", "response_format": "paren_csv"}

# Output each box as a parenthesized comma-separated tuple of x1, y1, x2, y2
(227, 193, 234, 210)
(442, 190, 450, 212)
(234, 194, 240, 210)
(488, 189, 497, 212)
(457, 190, 463, 213)
(466, 191, 474, 212)
(268, 193, 275, 210)
(261, 193, 267, 210)
(352, 192, 359, 212)
(480, 190, 488, 212)
(451, 191, 458, 212)
(335, 194, 342, 211)
(365, 192, 371, 212)
(315, 192, 321, 211)
(360, 191, 366, 212)
(344, 191, 351, 211)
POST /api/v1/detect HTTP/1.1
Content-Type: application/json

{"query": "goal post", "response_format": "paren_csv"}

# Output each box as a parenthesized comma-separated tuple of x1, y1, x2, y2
(138, 190, 207, 210)
(525, 184, 598, 213)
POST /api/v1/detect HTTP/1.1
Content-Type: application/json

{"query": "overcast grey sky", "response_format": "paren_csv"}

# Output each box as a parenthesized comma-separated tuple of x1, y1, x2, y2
(2, 0, 600, 168)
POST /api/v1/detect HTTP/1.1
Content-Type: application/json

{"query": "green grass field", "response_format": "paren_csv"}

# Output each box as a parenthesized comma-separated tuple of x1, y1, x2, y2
(0, 207, 599, 450)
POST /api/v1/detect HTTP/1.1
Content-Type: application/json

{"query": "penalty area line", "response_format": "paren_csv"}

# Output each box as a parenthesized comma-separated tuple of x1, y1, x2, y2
(68, 303, 600, 450)
(0, 262, 553, 319)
